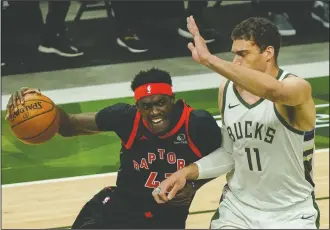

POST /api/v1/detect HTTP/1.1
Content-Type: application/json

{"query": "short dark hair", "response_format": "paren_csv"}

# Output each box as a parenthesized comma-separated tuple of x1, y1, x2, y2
(231, 17, 281, 60)
(131, 68, 173, 91)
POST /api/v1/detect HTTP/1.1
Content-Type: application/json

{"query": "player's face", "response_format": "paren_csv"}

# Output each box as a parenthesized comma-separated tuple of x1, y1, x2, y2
(137, 94, 174, 134)
(231, 39, 268, 72)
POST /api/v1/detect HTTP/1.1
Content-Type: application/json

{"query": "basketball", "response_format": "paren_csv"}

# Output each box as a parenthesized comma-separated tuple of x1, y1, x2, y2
(7, 93, 60, 145)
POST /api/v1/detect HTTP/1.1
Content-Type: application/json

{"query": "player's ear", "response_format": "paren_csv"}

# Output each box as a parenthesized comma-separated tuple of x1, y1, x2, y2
(263, 46, 274, 62)
(171, 94, 175, 104)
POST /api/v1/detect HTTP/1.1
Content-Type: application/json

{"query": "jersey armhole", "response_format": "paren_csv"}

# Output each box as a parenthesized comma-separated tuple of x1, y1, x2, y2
(273, 104, 305, 135)
(221, 80, 230, 126)
(123, 111, 141, 150)
(274, 72, 311, 135)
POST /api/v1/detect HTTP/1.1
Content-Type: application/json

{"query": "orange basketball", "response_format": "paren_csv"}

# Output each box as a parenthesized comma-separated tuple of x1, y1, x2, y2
(7, 93, 60, 145)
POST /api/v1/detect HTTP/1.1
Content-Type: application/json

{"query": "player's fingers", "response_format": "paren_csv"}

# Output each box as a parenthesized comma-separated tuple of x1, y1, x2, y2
(188, 42, 195, 51)
(6, 94, 13, 108)
(18, 88, 27, 105)
(5, 106, 11, 120)
(158, 190, 169, 203)
(24, 88, 41, 95)
(152, 188, 166, 204)
(187, 16, 200, 36)
(167, 183, 181, 200)
(157, 184, 172, 203)
(6, 95, 14, 120)
(12, 91, 19, 111)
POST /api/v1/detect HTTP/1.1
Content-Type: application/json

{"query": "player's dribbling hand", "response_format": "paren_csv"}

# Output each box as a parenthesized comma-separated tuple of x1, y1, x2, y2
(152, 170, 187, 204)
(6, 87, 41, 120)
(186, 16, 212, 65)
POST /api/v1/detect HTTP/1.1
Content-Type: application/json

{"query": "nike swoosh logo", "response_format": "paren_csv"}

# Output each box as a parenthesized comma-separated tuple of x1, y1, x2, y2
(301, 214, 315, 219)
(228, 104, 240, 109)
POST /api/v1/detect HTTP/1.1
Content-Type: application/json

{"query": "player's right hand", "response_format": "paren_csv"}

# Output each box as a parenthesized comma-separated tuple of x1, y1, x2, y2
(6, 87, 41, 120)
(152, 169, 187, 204)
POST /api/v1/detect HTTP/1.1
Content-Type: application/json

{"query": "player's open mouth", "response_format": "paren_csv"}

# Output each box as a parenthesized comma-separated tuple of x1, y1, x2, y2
(151, 118, 163, 124)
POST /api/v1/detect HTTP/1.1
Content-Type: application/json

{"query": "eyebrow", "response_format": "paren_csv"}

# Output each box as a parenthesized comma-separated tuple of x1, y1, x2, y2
(141, 98, 165, 106)
(231, 49, 249, 54)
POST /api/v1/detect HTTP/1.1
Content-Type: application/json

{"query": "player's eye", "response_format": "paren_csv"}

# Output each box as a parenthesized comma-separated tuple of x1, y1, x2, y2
(157, 100, 165, 106)
(142, 103, 151, 110)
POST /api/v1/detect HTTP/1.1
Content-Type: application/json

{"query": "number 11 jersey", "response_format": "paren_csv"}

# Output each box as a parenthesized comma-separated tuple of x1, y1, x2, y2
(222, 69, 316, 210)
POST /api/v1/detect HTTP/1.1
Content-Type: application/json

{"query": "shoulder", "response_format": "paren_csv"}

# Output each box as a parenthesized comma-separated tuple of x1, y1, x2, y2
(95, 103, 137, 132)
(97, 103, 137, 116)
(188, 109, 220, 132)
(281, 74, 312, 93)
(190, 109, 214, 120)
(187, 108, 222, 156)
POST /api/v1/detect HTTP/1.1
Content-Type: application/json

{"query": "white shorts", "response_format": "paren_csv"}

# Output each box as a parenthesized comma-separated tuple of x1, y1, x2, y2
(210, 185, 319, 229)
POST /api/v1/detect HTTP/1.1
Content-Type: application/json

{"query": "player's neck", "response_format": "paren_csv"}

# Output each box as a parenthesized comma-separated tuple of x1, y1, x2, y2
(265, 64, 280, 79)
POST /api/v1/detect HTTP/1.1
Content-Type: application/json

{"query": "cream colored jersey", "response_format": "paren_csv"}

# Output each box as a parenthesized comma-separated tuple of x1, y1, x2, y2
(222, 69, 316, 210)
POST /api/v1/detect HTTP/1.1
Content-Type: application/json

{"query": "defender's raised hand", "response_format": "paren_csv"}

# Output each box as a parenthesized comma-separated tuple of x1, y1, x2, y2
(186, 16, 212, 65)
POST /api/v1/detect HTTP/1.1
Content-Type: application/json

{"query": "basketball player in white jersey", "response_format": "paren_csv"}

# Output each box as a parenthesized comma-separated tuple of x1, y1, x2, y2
(152, 16, 319, 229)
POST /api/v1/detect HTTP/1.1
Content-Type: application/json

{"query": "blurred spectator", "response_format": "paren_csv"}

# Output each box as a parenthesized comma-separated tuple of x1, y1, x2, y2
(1, 0, 10, 67)
(38, 1, 84, 57)
(311, 0, 329, 28)
(1, 0, 44, 67)
(177, 0, 216, 43)
(251, 1, 296, 36)
(111, 0, 216, 54)
(110, 1, 150, 53)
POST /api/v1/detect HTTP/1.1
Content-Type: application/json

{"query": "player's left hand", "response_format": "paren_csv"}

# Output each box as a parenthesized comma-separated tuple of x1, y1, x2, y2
(187, 16, 212, 65)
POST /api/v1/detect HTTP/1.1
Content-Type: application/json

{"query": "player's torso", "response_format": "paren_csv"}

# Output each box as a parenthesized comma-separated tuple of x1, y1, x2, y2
(117, 105, 201, 201)
(222, 70, 315, 209)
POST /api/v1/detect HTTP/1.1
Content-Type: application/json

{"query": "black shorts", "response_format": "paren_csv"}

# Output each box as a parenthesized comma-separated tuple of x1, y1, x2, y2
(71, 186, 189, 229)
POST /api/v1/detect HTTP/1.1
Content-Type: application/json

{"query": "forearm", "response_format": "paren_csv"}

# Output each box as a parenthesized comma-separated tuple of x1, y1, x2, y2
(206, 55, 281, 100)
(57, 107, 78, 137)
(195, 147, 234, 179)
(181, 147, 234, 181)
(57, 107, 99, 137)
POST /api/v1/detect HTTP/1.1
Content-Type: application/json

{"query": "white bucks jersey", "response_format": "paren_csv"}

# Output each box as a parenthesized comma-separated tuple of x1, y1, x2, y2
(222, 69, 315, 210)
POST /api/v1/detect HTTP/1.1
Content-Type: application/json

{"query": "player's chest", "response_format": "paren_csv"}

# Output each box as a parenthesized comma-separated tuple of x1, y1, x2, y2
(121, 129, 198, 169)
(224, 102, 279, 145)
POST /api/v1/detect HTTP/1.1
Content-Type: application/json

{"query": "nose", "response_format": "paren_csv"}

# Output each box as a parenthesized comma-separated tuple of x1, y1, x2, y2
(232, 55, 241, 65)
(150, 105, 161, 116)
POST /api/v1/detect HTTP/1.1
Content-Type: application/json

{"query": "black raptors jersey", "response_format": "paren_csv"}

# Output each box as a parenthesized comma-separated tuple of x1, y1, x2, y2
(95, 99, 221, 205)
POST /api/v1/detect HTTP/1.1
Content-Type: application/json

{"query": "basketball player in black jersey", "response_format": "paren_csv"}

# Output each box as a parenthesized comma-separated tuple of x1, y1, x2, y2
(6, 68, 222, 229)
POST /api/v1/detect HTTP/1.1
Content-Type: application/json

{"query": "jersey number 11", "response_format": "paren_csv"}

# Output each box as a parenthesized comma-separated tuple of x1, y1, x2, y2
(245, 148, 262, 171)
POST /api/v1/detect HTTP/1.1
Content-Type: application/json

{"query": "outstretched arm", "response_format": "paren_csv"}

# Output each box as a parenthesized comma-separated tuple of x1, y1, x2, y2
(186, 16, 312, 106)
(5, 87, 135, 138)
(58, 102, 136, 137)
(57, 108, 100, 137)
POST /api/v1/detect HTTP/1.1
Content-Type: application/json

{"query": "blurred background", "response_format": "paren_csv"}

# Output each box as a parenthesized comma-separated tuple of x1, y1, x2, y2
(1, 0, 329, 77)
(1, 0, 329, 229)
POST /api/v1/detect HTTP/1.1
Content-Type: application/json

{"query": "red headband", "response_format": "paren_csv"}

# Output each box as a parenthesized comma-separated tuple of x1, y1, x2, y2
(134, 83, 173, 101)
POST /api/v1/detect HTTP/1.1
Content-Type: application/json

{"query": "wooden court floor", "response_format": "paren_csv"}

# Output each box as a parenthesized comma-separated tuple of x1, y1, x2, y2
(2, 150, 329, 229)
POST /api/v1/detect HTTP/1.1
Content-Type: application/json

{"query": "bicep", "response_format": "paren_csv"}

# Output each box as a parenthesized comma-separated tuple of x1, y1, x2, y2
(58, 109, 100, 137)
(69, 112, 100, 133)
(271, 76, 312, 106)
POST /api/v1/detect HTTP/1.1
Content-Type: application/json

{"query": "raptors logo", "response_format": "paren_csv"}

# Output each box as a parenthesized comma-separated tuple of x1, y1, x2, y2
(147, 85, 151, 94)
